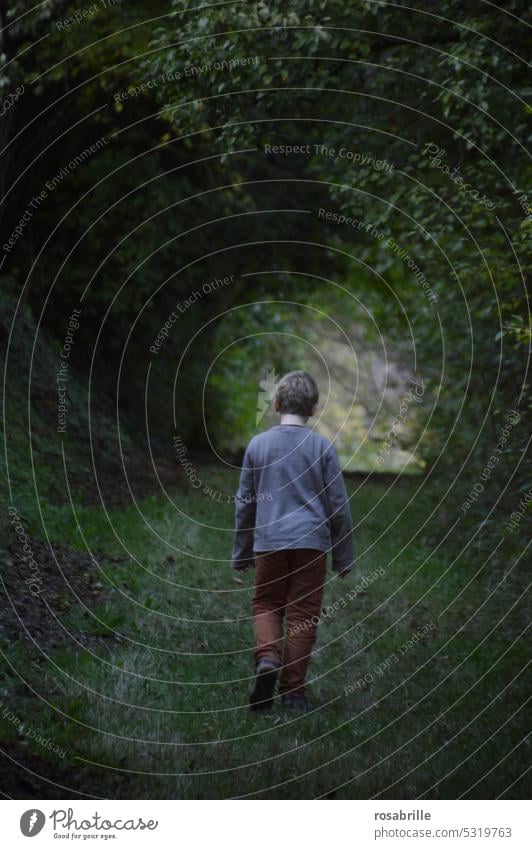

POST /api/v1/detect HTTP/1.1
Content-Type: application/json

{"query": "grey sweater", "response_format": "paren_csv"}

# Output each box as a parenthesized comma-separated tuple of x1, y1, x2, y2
(232, 424, 354, 573)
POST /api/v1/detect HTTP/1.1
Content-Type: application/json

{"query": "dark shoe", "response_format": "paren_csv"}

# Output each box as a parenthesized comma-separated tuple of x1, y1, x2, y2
(249, 661, 279, 712)
(281, 694, 313, 712)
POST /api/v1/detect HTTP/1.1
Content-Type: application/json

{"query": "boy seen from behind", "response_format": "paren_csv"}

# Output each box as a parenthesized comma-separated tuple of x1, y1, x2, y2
(232, 370, 354, 712)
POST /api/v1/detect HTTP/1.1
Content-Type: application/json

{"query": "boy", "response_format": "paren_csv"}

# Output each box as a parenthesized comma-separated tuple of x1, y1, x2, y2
(232, 370, 354, 712)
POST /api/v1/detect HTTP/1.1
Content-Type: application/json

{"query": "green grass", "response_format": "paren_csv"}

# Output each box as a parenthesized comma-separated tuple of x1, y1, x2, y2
(0, 464, 528, 799)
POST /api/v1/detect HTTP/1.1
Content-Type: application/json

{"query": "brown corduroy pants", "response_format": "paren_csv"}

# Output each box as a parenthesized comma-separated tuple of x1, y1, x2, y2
(252, 548, 327, 698)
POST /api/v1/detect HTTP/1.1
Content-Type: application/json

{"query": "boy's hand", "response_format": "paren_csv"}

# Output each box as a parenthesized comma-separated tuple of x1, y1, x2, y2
(234, 561, 254, 572)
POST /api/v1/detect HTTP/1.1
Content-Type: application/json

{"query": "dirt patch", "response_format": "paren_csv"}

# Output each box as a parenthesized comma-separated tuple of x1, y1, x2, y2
(67, 450, 188, 507)
(0, 534, 125, 652)
(0, 531, 136, 798)
(0, 742, 127, 799)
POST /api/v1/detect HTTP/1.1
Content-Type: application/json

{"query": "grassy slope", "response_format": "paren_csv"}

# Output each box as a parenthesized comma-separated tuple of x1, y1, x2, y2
(1, 461, 528, 800)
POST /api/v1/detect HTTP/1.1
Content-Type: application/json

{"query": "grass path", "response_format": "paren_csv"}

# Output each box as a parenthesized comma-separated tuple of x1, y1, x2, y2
(1, 463, 528, 799)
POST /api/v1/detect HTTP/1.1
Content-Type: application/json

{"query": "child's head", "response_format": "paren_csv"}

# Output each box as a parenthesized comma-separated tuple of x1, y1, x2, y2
(273, 370, 319, 419)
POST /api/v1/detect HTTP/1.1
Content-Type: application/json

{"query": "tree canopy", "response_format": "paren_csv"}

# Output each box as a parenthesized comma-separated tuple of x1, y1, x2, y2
(1, 1, 530, 478)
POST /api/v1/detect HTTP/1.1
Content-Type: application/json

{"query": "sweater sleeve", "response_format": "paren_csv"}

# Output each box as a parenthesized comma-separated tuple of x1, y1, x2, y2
(231, 443, 257, 568)
(322, 442, 354, 573)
